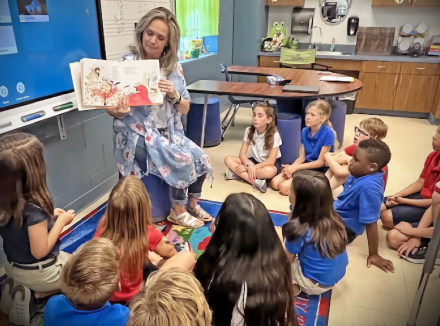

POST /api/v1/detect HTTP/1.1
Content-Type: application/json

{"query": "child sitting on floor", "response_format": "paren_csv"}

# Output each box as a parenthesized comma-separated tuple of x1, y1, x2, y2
(43, 238, 129, 326)
(282, 170, 348, 296)
(325, 117, 388, 190)
(94, 176, 195, 304)
(272, 99, 338, 196)
(0, 133, 75, 325)
(383, 126, 440, 263)
(334, 139, 394, 273)
(194, 193, 293, 326)
(129, 267, 211, 326)
(224, 100, 281, 193)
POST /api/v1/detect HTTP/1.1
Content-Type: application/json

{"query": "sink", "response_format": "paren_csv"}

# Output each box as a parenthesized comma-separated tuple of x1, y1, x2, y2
(316, 51, 343, 56)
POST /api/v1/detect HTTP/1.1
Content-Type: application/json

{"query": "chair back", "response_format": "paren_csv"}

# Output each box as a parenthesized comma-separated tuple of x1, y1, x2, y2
(220, 63, 230, 82)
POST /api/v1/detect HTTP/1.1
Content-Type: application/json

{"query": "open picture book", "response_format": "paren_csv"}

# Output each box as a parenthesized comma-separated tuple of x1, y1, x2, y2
(70, 58, 163, 110)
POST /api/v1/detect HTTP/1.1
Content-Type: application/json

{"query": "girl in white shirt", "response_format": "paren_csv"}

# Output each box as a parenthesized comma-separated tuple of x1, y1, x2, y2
(224, 101, 282, 193)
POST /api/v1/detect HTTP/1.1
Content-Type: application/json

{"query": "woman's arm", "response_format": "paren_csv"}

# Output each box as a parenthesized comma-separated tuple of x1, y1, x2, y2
(159, 80, 190, 115)
(324, 152, 351, 178)
(28, 211, 74, 259)
(292, 146, 332, 171)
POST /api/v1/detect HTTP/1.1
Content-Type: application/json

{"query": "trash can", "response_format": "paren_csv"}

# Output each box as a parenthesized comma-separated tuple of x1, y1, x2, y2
(186, 97, 221, 147)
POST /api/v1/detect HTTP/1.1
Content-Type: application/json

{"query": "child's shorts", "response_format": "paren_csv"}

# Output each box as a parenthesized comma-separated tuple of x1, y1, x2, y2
(383, 192, 428, 227)
(5, 251, 70, 292)
(248, 157, 283, 174)
(291, 259, 333, 296)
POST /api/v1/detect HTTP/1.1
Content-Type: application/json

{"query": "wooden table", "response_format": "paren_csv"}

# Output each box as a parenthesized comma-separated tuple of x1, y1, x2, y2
(187, 69, 362, 148)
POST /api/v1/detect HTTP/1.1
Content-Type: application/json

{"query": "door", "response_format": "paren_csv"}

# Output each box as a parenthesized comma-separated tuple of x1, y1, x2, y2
(412, 0, 440, 6)
(355, 72, 399, 110)
(372, 0, 412, 6)
(393, 75, 411, 111)
(405, 75, 440, 112)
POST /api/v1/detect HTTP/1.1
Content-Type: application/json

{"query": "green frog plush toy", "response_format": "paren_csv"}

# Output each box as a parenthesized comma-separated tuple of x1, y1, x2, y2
(268, 22, 287, 51)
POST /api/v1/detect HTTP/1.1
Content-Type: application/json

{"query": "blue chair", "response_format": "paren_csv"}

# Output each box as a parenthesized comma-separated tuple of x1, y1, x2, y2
(277, 113, 302, 165)
(141, 174, 172, 222)
(187, 97, 221, 147)
(328, 100, 347, 148)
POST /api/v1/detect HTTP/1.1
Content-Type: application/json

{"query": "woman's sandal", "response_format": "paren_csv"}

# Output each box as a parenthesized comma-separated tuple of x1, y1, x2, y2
(167, 209, 204, 228)
(188, 204, 213, 222)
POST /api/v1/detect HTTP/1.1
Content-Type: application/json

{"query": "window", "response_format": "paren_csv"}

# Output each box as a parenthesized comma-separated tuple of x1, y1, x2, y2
(175, 0, 219, 60)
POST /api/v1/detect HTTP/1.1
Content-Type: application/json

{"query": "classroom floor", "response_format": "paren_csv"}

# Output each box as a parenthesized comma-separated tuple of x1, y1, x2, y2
(70, 108, 440, 326)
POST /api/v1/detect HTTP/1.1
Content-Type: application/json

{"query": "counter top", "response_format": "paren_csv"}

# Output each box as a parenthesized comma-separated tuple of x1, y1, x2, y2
(258, 51, 440, 64)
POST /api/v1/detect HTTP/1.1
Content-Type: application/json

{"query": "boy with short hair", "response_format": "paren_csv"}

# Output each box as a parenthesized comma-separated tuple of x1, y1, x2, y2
(334, 139, 395, 273)
(44, 238, 129, 326)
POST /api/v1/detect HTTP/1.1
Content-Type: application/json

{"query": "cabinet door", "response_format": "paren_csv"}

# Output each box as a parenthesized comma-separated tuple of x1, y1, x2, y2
(393, 75, 412, 111)
(372, 0, 412, 6)
(412, 0, 440, 6)
(355, 73, 399, 110)
(405, 75, 440, 112)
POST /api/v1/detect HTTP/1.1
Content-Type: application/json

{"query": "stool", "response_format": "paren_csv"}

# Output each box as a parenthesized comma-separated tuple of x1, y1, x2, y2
(277, 113, 302, 165)
(328, 100, 347, 149)
(276, 98, 303, 118)
(187, 97, 221, 147)
(141, 174, 172, 222)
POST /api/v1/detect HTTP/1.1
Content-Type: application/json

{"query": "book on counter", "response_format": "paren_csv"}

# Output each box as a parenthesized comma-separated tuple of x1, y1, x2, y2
(319, 76, 354, 83)
(69, 58, 163, 111)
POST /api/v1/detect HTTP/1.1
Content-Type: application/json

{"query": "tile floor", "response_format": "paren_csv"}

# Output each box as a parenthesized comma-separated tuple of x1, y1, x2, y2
(69, 108, 440, 326)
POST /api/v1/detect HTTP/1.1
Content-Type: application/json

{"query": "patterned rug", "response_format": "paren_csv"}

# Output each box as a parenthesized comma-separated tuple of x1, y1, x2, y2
(57, 198, 331, 326)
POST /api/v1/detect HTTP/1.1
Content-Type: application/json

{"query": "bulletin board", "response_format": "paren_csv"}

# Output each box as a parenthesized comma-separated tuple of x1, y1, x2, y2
(99, 0, 174, 60)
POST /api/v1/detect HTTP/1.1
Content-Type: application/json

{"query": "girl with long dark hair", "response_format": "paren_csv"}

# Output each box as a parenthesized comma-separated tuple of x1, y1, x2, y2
(194, 193, 293, 326)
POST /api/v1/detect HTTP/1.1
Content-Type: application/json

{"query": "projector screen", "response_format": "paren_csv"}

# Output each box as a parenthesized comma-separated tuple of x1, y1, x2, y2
(0, 0, 104, 112)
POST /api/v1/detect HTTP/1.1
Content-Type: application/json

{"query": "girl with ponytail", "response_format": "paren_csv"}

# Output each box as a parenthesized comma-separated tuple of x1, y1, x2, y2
(224, 100, 282, 193)
(272, 99, 337, 196)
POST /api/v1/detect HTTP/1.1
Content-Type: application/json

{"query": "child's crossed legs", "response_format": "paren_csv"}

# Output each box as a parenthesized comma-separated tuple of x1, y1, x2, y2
(224, 155, 277, 183)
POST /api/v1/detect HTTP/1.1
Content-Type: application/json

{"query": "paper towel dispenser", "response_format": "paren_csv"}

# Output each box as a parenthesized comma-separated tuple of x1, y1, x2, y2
(291, 8, 315, 35)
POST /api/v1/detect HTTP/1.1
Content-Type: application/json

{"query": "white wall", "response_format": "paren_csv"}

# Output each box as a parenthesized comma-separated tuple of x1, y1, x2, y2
(267, 0, 440, 45)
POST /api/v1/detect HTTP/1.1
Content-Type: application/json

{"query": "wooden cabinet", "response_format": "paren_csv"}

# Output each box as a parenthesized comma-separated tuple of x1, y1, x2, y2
(267, 0, 304, 6)
(401, 63, 440, 75)
(393, 75, 412, 111)
(362, 61, 401, 74)
(372, 0, 412, 6)
(355, 73, 399, 110)
(412, 0, 440, 6)
(432, 81, 440, 118)
(405, 75, 439, 112)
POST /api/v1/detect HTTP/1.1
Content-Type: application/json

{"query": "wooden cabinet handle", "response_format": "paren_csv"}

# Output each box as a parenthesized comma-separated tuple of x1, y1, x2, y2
(377, 66, 385, 68)
(400, 76, 402, 86)
(395, 76, 398, 87)
(417, 67, 425, 70)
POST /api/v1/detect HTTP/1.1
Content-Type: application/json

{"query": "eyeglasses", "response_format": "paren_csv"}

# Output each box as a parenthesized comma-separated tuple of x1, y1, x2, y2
(354, 126, 370, 138)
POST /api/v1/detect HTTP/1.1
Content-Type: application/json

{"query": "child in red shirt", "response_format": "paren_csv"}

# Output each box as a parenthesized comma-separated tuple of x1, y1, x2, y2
(383, 126, 440, 263)
(324, 117, 388, 190)
(94, 176, 195, 303)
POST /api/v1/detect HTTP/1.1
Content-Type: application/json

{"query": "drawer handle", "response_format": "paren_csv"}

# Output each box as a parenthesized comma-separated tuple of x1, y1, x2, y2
(377, 66, 386, 68)
(417, 68, 425, 70)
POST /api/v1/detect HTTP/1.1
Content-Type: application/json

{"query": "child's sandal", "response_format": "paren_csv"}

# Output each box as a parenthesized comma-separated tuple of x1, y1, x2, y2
(167, 210, 204, 228)
(188, 205, 213, 222)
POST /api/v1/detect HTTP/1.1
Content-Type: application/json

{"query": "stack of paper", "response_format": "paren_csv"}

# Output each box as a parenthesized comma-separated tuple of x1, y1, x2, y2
(69, 58, 163, 111)
(320, 76, 354, 83)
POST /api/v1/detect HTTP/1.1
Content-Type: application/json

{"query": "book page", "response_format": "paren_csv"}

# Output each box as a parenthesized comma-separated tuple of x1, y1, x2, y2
(70, 62, 103, 111)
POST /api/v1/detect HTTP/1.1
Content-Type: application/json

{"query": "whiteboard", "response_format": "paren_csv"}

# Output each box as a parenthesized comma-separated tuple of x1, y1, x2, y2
(99, 0, 174, 60)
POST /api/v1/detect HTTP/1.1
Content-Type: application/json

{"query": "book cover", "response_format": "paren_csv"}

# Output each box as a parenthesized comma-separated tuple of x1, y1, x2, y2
(81, 58, 163, 107)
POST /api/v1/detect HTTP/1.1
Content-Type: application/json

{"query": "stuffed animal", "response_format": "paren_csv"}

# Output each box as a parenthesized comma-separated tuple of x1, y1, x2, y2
(268, 22, 287, 51)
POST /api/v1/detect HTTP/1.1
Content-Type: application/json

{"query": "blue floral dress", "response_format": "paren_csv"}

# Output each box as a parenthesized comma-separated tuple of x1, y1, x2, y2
(113, 55, 213, 189)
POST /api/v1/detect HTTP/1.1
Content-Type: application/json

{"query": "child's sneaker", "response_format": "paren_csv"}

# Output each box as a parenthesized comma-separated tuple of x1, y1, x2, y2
(402, 245, 440, 265)
(253, 179, 267, 193)
(0, 278, 16, 314)
(225, 169, 241, 181)
(9, 285, 31, 325)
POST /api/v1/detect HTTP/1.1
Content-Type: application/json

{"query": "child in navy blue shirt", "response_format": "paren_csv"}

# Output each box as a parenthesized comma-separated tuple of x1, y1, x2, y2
(334, 139, 394, 273)
(44, 238, 129, 326)
(272, 99, 338, 196)
(282, 170, 348, 296)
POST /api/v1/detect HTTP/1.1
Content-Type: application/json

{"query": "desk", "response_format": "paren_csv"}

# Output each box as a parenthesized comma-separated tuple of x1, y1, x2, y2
(187, 75, 362, 148)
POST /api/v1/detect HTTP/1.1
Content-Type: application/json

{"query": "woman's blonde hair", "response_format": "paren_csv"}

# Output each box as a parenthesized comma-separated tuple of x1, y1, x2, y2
(0, 133, 54, 226)
(61, 238, 120, 306)
(97, 176, 152, 282)
(129, 7, 180, 75)
(129, 267, 211, 326)
(360, 117, 388, 140)
(246, 101, 278, 150)
(306, 99, 340, 149)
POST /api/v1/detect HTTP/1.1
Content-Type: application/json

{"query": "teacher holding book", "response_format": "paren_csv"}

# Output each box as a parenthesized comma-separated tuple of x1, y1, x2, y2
(107, 7, 213, 228)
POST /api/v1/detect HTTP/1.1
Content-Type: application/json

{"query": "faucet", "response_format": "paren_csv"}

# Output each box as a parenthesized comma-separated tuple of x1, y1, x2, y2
(309, 26, 322, 50)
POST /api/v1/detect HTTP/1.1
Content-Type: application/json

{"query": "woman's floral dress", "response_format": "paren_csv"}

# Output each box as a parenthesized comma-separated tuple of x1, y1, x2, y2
(113, 54, 213, 189)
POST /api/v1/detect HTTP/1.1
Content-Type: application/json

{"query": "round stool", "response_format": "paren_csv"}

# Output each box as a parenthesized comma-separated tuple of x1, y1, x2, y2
(141, 174, 172, 222)
(277, 113, 302, 165)
(186, 97, 221, 147)
(328, 100, 347, 149)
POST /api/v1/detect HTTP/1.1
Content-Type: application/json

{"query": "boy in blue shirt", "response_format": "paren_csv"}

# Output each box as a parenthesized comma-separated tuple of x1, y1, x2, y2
(44, 238, 129, 326)
(334, 139, 395, 273)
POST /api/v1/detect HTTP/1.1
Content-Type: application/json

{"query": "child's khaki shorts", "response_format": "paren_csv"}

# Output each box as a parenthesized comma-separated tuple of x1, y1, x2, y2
(291, 258, 333, 296)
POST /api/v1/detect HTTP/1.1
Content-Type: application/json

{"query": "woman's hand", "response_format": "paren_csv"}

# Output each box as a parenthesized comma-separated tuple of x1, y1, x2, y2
(248, 165, 257, 183)
(235, 164, 247, 175)
(158, 79, 177, 99)
(54, 208, 66, 217)
(108, 95, 131, 119)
